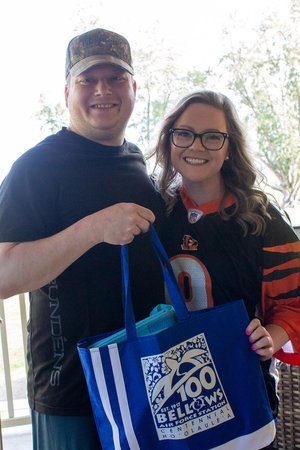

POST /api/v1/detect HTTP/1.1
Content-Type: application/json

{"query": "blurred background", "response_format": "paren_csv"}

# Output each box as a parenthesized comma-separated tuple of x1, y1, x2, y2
(0, 0, 299, 222)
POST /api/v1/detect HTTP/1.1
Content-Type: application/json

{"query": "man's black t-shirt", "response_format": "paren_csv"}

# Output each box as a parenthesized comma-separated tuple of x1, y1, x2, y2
(0, 128, 165, 415)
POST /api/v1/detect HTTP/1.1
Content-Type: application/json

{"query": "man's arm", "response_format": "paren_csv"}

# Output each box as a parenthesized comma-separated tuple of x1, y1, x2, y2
(0, 203, 154, 299)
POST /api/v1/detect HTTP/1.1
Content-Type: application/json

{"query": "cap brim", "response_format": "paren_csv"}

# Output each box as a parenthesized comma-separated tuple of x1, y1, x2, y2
(69, 55, 134, 77)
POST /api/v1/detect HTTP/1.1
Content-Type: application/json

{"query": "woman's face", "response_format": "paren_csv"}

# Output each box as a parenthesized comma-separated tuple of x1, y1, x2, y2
(170, 103, 229, 197)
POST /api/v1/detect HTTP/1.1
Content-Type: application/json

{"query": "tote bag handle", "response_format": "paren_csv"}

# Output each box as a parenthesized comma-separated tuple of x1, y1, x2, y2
(121, 224, 189, 342)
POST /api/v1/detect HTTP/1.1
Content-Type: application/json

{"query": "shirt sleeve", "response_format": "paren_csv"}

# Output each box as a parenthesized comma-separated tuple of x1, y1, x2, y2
(260, 204, 300, 365)
(0, 154, 58, 242)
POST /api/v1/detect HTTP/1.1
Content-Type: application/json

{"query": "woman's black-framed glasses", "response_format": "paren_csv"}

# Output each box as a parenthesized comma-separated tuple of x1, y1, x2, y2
(169, 128, 229, 151)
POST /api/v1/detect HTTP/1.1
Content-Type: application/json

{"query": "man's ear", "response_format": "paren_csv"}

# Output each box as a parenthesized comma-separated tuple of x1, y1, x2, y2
(64, 85, 69, 108)
(133, 79, 137, 96)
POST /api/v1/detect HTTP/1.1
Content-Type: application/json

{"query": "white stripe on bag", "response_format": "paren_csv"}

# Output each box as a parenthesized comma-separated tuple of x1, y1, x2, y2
(90, 348, 122, 450)
(109, 344, 140, 450)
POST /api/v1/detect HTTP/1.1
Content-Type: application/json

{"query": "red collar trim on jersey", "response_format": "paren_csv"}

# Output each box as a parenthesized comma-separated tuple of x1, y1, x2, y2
(179, 185, 236, 215)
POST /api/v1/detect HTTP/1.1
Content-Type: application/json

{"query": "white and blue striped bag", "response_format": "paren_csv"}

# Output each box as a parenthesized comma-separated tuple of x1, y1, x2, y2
(77, 226, 276, 449)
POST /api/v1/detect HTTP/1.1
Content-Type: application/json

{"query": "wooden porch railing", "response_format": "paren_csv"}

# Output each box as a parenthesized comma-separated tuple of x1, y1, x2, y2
(0, 293, 31, 431)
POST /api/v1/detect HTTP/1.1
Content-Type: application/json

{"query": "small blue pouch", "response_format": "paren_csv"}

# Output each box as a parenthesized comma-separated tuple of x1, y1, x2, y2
(88, 304, 178, 348)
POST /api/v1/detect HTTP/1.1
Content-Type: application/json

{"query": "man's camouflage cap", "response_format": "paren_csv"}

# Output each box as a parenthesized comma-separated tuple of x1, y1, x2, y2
(65, 28, 134, 79)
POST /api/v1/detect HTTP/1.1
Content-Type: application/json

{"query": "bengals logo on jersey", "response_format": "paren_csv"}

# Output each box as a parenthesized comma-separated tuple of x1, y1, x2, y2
(181, 234, 198, 251)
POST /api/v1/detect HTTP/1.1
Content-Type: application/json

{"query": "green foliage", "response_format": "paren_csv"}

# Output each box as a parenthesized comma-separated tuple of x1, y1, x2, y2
(219, 2, 300, 206)
(131, 43, 212, 150)
(36, 94, 68, 134)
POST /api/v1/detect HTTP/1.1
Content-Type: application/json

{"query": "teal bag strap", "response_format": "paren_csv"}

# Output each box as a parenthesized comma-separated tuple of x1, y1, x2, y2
(121, 224, 189, 342)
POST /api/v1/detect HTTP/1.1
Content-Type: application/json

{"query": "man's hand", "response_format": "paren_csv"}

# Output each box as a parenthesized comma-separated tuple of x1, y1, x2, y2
(93, 203, 155, 245)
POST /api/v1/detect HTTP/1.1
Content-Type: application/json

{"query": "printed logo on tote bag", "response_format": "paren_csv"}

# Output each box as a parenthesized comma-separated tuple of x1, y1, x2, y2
(141, 332, 234, 441)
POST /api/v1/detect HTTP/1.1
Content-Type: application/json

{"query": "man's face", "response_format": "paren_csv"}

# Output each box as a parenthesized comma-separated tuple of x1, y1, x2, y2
(65, 64, 136, 146)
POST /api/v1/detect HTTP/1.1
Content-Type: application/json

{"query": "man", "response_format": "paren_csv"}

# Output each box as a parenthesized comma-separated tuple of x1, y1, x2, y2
(0, 28, 165, 449)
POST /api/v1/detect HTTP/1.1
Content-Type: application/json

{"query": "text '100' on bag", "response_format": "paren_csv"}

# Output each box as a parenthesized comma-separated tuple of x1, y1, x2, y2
(77, 226, 276, 450)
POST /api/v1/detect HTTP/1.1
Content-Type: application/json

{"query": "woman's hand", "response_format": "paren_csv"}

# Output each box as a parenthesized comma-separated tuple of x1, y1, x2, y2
(246, 318, 274, 361)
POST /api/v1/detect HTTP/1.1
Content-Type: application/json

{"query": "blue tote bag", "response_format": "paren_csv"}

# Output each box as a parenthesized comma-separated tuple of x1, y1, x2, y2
(77, 226, 276, 449)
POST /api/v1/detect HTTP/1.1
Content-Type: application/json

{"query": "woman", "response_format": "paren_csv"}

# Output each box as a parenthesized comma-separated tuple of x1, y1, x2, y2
(151, 90, 300, 432)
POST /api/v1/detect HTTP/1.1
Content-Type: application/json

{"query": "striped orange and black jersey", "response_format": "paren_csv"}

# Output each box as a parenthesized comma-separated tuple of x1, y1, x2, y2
(261, 211, 300, 365)
(162, 191, 300, 365)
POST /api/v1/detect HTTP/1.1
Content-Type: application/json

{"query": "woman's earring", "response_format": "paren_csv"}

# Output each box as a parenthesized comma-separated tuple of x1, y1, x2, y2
(225, 155, 230, 160)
